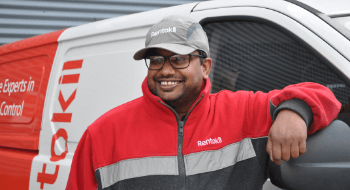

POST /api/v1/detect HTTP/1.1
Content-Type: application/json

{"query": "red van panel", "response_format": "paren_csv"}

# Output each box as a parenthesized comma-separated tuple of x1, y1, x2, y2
(0, 29, 65, 150)
(0, 147, 38, 190)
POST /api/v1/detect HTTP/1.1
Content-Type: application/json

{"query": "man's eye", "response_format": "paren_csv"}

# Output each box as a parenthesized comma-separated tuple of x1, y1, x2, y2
(151, 58, 163, 64)
(172, 56, 186, 63)
(176, 57, 186, 61)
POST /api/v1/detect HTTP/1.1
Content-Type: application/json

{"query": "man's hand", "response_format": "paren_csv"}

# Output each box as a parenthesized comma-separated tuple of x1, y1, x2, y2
(266, 109, 308, 165)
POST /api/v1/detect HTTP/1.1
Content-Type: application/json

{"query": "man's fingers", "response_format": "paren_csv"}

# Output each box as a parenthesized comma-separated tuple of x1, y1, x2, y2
(270, 140, 306, 163)
(299, 140, 307, 156)
(272, 142, 282, 165)
(266, 139, 273, 161)
(290, 142, 300, 159)
(281, 143, 291, 161)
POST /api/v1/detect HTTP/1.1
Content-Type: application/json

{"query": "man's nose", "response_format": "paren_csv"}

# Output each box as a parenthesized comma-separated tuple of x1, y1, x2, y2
(160, 58, 176, 75)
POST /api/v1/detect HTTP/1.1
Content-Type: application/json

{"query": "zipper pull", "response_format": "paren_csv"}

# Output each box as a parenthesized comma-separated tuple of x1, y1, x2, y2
(179, 121, 184, 135)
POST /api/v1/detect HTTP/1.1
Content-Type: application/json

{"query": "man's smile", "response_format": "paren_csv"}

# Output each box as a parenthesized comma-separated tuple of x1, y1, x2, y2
(157, 80, 184, 90)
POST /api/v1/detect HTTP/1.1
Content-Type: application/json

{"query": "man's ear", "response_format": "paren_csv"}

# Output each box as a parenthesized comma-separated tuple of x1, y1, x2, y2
(201, 58, 212, 79)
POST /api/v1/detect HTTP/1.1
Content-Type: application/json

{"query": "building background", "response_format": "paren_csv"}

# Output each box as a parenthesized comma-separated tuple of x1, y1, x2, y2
(0, 0, 205, 46)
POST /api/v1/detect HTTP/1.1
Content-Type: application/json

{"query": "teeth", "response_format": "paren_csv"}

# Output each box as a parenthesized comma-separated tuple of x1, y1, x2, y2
(161, 81, 178, 85)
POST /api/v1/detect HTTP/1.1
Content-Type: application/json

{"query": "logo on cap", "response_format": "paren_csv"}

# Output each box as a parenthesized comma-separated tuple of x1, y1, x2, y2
(151, 27, 176, 38)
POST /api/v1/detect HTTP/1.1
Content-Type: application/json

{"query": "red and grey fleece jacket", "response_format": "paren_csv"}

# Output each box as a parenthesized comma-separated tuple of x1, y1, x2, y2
(66, 78, 340, 190)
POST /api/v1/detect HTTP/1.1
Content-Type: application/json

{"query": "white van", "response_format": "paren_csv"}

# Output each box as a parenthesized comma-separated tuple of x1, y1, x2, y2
(0, 0, 349, 189)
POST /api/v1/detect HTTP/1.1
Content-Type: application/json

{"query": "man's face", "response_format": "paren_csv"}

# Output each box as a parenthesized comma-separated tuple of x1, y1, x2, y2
(147, 49, 204, 104)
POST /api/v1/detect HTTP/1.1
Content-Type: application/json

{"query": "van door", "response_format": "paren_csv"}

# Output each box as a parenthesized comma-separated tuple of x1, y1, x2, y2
(0, 29, 64, 190)
(190, 0, 350, 189)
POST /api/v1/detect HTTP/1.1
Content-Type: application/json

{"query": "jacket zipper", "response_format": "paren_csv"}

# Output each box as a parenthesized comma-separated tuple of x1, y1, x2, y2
(158, 94, 204, 190)
(178, 120, 186, 190)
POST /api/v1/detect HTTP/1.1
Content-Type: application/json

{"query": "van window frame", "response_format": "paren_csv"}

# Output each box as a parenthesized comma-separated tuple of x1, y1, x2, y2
(199, 15, 350, 87)
(283, 0, 350, 42)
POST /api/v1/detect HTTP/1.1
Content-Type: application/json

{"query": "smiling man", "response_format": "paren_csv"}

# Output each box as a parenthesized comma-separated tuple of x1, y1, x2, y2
(66, 15, 341, 190)
(145, 48, 209, 119)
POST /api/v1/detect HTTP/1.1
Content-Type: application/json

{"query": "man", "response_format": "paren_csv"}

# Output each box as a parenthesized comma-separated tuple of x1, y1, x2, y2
(66, 15, 340, 190)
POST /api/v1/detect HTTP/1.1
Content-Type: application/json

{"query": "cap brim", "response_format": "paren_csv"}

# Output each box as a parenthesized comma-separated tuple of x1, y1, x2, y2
(133, 43, 196, 60)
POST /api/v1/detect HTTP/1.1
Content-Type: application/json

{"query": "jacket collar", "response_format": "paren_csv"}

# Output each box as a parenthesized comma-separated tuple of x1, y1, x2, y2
(141, 77, 211, 123)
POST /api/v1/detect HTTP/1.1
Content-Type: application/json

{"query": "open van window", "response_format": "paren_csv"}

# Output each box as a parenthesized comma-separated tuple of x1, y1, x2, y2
(202, 19, 350, 127)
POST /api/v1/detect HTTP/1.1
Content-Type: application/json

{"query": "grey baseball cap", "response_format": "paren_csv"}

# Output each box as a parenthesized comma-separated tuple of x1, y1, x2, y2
(133, 15, 209, 60)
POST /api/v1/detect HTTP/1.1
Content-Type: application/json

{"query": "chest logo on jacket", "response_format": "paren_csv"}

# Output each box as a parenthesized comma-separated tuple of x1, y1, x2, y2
(198, 137, 222, 147)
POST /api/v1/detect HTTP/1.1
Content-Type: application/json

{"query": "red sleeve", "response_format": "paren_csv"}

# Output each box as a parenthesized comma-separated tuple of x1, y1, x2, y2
(245, 82, 341, 137)
(66, 129, 98, 190)
(270, 82, 341, 134)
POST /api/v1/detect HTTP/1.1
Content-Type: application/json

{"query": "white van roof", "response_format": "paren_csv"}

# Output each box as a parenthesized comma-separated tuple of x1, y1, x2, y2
(295, 0, 350, 16)
(195, 0, 350, 16)
(59, 2, 199, 42)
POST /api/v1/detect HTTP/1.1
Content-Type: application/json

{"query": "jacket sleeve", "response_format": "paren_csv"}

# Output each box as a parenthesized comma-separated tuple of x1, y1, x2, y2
(270, 82, 341, 134)
(245, 82, 341, 136)
(66, 128, 98, 190)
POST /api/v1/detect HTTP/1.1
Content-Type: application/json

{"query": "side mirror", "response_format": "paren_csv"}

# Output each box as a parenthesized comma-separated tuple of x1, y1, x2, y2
(279, 120, 350, 190)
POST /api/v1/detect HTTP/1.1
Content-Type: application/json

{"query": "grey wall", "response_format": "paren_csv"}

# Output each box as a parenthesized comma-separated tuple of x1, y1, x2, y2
(0, 0, 204, 46)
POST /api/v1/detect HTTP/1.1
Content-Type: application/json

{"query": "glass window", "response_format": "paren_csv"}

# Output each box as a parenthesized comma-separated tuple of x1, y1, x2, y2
(203, 21, 350, 126)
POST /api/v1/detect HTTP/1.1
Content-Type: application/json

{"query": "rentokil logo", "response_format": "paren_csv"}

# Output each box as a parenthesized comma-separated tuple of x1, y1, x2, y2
(151, 27, 176, 38)
(198, 137, 222, 147)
